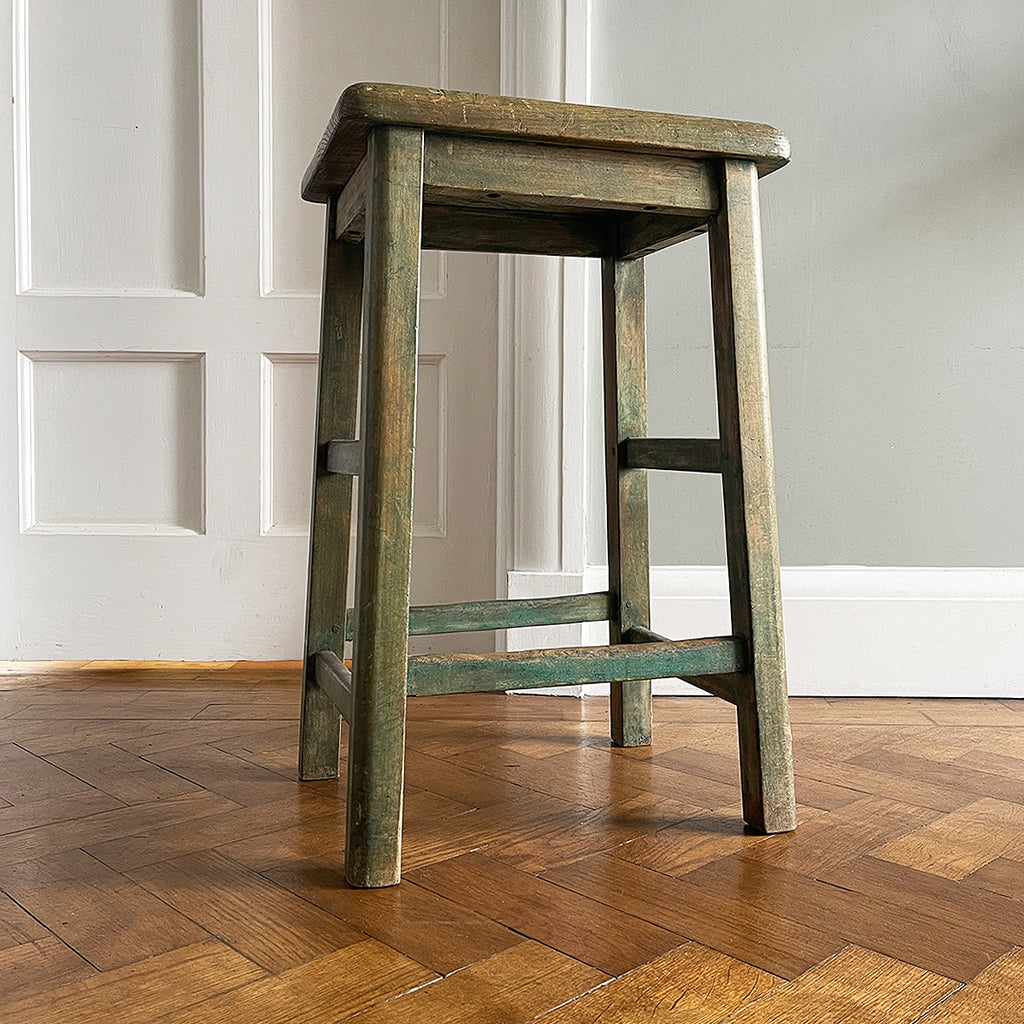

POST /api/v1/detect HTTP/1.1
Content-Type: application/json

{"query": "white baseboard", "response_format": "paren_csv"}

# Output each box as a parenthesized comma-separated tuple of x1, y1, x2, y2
(507, 567, 1024, 698)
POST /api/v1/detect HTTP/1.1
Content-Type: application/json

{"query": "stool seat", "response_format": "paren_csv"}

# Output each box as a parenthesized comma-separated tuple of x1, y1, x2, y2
(298, 83, 798, 888)
(303, 83, 790, 202)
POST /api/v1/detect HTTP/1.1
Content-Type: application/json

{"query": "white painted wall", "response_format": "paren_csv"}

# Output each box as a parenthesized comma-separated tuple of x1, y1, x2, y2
(0, 0, 500, 659)
(4, 0, 1021, 694)
(587, 0, 1024, 569)
(506, 0, 1024, 696)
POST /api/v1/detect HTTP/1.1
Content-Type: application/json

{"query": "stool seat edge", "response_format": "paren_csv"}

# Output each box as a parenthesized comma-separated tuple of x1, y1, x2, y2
(302, 82, 790, 203)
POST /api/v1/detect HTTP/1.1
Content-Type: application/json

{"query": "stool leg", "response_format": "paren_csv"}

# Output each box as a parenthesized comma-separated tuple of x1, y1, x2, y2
(602, 256, 653, 747)
(299, 202, 362, 780)
(709, 158, 796, 834)
(345, 125, 424, 887)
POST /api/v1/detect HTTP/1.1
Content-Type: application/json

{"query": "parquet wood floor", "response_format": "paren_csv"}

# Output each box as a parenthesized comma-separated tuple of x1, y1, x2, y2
(1, 661, 1021, 1022)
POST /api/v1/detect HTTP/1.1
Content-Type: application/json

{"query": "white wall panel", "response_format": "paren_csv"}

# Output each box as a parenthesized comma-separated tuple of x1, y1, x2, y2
(260, 352, 447, 538)
(20, 352, 204, 533)
(259, 0, 448, 296)
(412, 354, 447, 538)
(260, 353, 317, 535)
(14, 0, 203, 295)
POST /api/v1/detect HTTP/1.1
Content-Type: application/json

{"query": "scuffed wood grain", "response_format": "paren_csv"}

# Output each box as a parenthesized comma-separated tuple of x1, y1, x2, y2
(303, 82, 790, 201)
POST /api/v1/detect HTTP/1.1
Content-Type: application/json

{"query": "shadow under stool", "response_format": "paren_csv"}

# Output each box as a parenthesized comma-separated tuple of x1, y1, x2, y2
(297, 82, 797, 887)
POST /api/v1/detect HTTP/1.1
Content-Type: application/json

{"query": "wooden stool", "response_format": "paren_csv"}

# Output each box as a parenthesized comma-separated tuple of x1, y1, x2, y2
(298, 83, 797, 888)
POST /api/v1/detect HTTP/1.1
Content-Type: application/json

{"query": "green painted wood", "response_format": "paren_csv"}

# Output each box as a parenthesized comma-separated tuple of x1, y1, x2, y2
(299, 202, 362, 781)
(422, 134, 717, 216)
(314, 651, 353, 724)
(346, 125, 425, 888)
(407, 637, 744, 696)
(303, 83, 790, 202)
(622, 437, 723, 474)
(709, 158, 796, 835)
(602, 256, 653, 747)
(342, 591, 613, 640)
(624, 626, 745, 704)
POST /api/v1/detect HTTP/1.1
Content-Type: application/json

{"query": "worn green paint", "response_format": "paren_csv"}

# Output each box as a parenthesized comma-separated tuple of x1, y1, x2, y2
(407, 637, 744, 697)
(602, 256, 653, 747)
(345, 125, 425, 888)
(299, 87, 799, 885)
(709, 158, 796, 835)
(623, 626, 745, 704)
(341, 592, 614, 641)
(314, 651, 353, 724)
(299, 202, 362, 781)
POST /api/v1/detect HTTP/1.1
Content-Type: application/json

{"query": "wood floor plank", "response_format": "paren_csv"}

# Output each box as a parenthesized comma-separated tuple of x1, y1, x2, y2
(215, 787, 467, 872)
(0, 940, 265, 1024)
(653, 695, 741, 723)
(884, 724, 995, 762)
(263, 853, 520, 975)
(652, 743, 859, 814)
(83, 787, 341, 871)
(43, 743, 202, 804)
(738, 795, 941, 875)
(142, 938, 436, 1024)
(532, 941, 781, 1023)
(0, 741, 95, 803)
(793, 755, 973, 813)
(193, 702, 298, 720)
(399, 790, 578, 871)
(610, 805, 778, 876)
(789, 722, 933, 763)
(6, 700, 201, 721)
(409, 851, 686, 976)
(791, 775, 864, 812)
(0, 790, 239, 866)
(451, 744, 653, 809)
(585, 744, 741, 808)
(954, 747, 1024, 785)
(402, 746, 528, 807)
(541, 853, 842, 979)
(0, 848, 209, 970)
(851, 748, 1024, 804)
(821, 855, 1024, 948)
(872, 798, 1024, 879)
(686, 855, 1009, 982)
(0, 891, 50, 949)
(920, 699, 1021, 726)
(963, 857, 1024, 899)
(911, 947, 1024, 1022)
(788, 700, 935, 725)
(713, 945, 956, 1024)
(973, 727, 1024, 760)
(2, 667, 1023, 1023)
(0, 788, 125, 836)
(110, 719, 298, 758)
(484, 790, 706, 874)
(0, 934, 97, 1003)
(211, 725, 301, 774)
(6, 718, 179, 757)
(141, 743, 303, 806)
(334, 939, 607, 1024)
(128, 850, 366, 972)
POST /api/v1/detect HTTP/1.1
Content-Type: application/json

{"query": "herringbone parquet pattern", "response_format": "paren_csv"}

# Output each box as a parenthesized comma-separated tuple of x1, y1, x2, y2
(1, 662, 1022, 1022)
